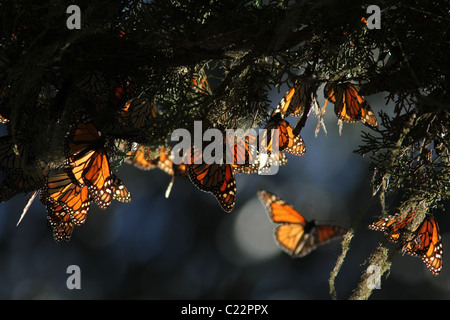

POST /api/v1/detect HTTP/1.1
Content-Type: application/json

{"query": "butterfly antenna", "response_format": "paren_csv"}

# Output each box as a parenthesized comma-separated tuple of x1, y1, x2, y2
(17, 190, 38, 226)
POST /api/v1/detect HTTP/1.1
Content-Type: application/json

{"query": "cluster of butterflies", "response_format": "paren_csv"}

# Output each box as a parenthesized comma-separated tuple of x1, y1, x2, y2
(257, 189, 443, 276)
(0, 71, 141, 242)
(271, 75, 379, 138)
(150, 73, 380, 212)
(368, 211, 443, 276)
(0, 70, 380, 238)
(0, 114, 133, 242)
(2, 67, 439, 277)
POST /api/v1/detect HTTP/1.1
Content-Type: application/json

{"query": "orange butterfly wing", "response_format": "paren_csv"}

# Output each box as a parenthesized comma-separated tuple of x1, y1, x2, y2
(314, 225, 346, 243)
(276, 223, 308, 256)
(119, 94, 158, 129)
(188, 161, 236, 213)
(45, 201, 75, 242)
(404, 215, 443, 275)
(368, 212, 415, 242)
(41, 171, 91, 226)
(263, 114, 306, 156)
(343, 84, 378, 128)
(275, 77, 317, 118)
(369, 212, 443, 275)
(324, 82, 378, 128)
(257, 190, 307, 224)
(277, 85, 304, 117)
(227, 133, 260, 174)
(125, 145, 156, 170)
(299, 225, 347, 257)
(192, 68, 212, 95)
(257, 190, 346, 257)
(111, 174, 132, 203)
(76, 148, 113, 209)
(126, 145, 189, 180)
(65, 118, 113, 210)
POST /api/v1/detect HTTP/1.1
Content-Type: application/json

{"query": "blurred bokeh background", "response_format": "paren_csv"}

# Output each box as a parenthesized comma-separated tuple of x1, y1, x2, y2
(0, 87, 449, 300)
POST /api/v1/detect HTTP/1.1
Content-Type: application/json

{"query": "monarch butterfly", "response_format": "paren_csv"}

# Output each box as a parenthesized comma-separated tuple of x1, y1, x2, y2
(188, 161, 236, 213)
(41, 170, 130, 241)
(225, 131, 260, 174)
(40, 171, 91, 226)
(120, 94, 158, 129)
(185, 142, 236, 212)
(65, 116, 114, 210)
(257, 190, 347, 257)
(323, 82, 378, 128)
(126, 145, 189, 178)
(369, 212, 443, 275)
(404, 215, 443, 276)
(126, 145, 189, 198)
(192, 68, 212, 95)
(228, 136, 288, 175)
(368, 211, 415, 242)
(274, 76, 318, 118)
(188, 129, 267, 211)
(262, 113, 306, 157)
(125, 145, 168, 171)
(125, 145, 156, 171)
